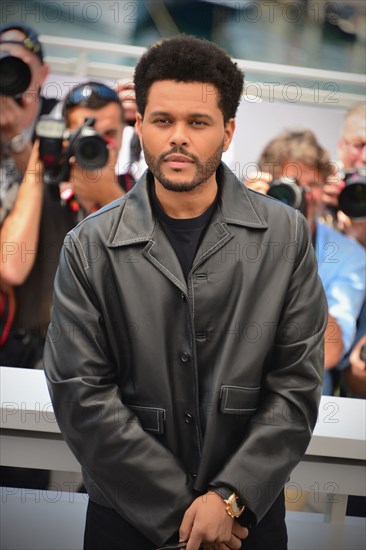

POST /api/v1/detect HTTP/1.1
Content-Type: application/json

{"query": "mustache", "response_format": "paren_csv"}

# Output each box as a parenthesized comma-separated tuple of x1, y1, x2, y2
(159, 146, 198, 163)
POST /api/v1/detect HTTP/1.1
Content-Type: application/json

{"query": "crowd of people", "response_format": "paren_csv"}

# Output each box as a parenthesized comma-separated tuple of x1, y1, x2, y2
(1, 22, 364, 397)
(0, 21, 365, 550)
(245, 121, 365, 397)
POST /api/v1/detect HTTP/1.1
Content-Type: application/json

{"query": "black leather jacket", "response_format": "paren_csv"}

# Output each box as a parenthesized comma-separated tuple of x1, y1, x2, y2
(44, 163, 327, 546)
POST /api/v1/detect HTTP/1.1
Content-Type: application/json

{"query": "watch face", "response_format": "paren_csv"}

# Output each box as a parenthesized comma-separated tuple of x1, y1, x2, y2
(227, 494, 244, 516)
(232, 499, 241, 513)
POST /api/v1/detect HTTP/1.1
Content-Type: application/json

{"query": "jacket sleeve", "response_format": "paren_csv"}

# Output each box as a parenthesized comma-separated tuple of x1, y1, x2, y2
(209, 212, 328, 524)
(43, 231, 194, 546)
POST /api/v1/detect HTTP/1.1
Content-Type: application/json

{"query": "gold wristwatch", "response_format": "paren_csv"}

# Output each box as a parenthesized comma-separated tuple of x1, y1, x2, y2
(224, 492, 245, 519)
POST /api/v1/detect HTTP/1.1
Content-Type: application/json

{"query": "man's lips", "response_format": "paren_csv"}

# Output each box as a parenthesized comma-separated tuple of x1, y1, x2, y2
(164, 154, 195, 166)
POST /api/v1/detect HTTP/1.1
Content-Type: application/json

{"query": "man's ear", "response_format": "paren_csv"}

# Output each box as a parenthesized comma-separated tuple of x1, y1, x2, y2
(135, 112, 143, 146)
(223, 118, 235, 152)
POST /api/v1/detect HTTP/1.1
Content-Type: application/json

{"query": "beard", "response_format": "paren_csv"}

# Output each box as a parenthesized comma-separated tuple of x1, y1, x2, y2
(143, 141, 224, 192)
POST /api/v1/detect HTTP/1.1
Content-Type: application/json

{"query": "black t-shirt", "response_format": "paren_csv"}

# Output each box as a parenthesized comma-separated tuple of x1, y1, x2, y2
(150, 182, 217, 281)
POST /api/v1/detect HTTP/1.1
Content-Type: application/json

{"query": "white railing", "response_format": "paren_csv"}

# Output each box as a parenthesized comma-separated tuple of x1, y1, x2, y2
(40, 35, 365, 108)
(1, 364, 365, 550)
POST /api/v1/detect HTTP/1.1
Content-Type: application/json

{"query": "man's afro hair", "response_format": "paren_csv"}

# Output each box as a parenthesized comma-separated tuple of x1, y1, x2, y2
(134, 34, 244, 122)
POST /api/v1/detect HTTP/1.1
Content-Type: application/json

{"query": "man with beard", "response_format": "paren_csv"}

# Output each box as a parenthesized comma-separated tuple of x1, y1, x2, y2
(44, 36, 327, 550)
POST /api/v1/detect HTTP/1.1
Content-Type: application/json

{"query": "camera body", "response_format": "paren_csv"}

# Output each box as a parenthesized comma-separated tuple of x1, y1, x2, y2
(0, 51, 31, 99)
(338, 168, 366, 219)
(267, 177, 306, 214)
(36, 115, 109, 187)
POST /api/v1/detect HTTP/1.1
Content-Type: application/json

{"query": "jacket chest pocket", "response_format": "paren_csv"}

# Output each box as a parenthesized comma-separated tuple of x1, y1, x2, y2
(127, 404, 166, 434)
(219, 385, 261, 415)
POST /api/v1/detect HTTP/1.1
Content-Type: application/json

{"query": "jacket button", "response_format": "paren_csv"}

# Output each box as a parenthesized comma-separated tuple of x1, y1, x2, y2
(184, 413, 193, 423)
(180, 352, 190, 363)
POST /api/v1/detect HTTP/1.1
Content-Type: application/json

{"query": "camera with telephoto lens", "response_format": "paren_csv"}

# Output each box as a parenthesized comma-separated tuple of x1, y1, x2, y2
(338, 168, 366, 219)
(36, 115, 109, 189)
(267, 177, 306, 214)
(0, 51, 32, 100)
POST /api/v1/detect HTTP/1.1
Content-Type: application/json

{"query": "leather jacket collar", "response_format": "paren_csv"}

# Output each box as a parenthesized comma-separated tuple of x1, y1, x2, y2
(107, 162, 268, 249)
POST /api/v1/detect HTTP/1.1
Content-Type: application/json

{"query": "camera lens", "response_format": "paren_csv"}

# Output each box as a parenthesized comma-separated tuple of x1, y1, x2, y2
(267, 178, 304, 210)
(339, 183, 366, 219)
(74, 135, 109, 170)
(268, 184, 296, 206)
(0, 53, 32, 97)
(339, 169, 366, 218)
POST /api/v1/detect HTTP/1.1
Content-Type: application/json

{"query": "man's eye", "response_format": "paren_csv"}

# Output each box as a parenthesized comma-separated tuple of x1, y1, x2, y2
(153, 119, 170, 125)
(191, 120, 206, 126)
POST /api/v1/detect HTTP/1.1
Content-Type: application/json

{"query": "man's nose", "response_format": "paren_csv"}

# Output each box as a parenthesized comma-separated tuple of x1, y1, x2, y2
(169, 123, 189, 147)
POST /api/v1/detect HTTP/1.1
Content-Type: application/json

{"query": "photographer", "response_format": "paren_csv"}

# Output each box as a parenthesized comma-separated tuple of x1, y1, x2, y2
(0, 81, 126, 367)
(0, 80, 127, 489)
(56, 81, 128, 212)
(322, 103, 366, 398)
(244, 129, 366, 396)
(0, 22, 59, 489)
(0, 22, 57, 222)
(0, 22, 58, 358)
(322, 101, 366, 247)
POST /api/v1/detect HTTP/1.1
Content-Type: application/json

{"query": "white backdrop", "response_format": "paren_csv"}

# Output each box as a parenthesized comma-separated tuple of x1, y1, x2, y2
(224, 97, 346, 179)
(44, 72, 347, 179)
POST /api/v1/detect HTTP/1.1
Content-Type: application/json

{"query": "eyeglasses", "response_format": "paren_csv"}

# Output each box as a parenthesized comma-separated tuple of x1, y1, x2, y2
(343, 139, 366, 152)
(64, 82, 119, 109)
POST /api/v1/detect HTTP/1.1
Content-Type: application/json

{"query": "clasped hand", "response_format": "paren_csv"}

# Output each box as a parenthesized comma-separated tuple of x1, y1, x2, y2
(179, 491, 248, 550)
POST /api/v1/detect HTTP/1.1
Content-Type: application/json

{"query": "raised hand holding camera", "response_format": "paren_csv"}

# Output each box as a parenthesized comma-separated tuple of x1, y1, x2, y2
(245, 170, 307, 214)
(36, 112, 123, 211)
(338, 168, 366, 219)
(0, 51, 31, 100)
(36, 115, 109, 186)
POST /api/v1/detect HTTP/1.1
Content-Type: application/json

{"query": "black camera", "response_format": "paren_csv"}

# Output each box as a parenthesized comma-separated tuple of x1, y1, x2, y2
(0, 52, 31, 99)
(36, 115, 109, 187)
(338, 168, 366, 219)
(267, 177, 306, 213)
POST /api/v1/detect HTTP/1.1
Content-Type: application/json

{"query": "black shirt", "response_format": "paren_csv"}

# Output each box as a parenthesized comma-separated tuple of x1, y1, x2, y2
(150, 182, 217, 281)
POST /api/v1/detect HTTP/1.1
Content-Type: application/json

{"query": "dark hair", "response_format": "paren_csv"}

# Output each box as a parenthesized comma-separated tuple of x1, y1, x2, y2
(258, 129, 332, 180)
(134, 35, 244, 122)
(62, 81, 124, 121)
